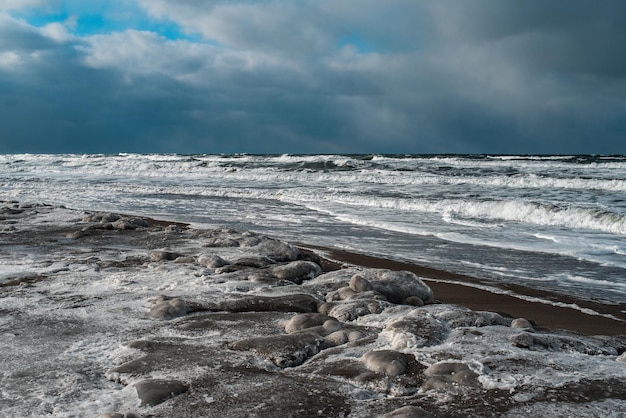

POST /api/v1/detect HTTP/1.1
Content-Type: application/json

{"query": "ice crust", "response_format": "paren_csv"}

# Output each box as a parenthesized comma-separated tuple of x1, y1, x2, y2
(1, 202, 625, 417)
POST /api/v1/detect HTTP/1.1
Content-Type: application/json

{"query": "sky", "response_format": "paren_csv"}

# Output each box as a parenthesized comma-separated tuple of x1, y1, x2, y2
(0, 0, 625, 155)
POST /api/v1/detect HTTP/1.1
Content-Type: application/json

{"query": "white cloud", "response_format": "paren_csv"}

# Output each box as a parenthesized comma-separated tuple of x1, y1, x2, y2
(0, 0, 51, 11)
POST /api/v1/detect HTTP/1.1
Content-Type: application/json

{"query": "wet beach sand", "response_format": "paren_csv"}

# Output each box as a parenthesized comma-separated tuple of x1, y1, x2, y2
(1, 202, 625, 417)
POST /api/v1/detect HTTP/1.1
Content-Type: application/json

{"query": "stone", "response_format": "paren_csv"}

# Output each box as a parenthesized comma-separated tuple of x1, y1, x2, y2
(369, 270, 434, 305)
(229, 332, 328, 368)
(511, 318, 534, 330)
(217, 294, 321, 314)
(149, 250, 183, 262)
(422, 362, 478, 391)
(382, 312, 449, 349)
(197, 254, 229, 268)
(254, 238, 300, 262)
(382, 405, 434, 418)
(318, 299, 390, 322)
(269, 260, 322, 284)
(284, 313, 342, 334)
(134, 379, 187, 406)
(349, 274, 373, 292)
(362, 350, 411, 377)
(435, 308, 512, 328)
(149, 296, 205, 320)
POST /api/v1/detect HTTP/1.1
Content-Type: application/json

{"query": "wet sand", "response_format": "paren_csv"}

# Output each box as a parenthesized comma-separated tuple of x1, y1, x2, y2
(300, 245, 626, 337)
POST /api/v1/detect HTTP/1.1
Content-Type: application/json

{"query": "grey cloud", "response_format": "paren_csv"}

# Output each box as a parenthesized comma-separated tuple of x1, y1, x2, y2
(427, 0, 626, 78)
(1, 1, 626, 154)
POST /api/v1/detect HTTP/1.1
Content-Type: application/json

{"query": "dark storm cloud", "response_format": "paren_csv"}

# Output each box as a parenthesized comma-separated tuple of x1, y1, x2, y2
(1, 1, 625, 154)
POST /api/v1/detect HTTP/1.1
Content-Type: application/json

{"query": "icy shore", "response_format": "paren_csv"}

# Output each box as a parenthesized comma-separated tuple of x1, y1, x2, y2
(1, 202, 625, 417)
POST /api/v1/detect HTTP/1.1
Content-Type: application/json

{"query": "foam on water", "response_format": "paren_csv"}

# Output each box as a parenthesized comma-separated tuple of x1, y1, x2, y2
(2, 153, 626, 304)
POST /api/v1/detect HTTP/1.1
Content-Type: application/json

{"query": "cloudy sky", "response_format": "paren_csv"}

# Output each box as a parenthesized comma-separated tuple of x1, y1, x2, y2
(0, 1, 625, 154)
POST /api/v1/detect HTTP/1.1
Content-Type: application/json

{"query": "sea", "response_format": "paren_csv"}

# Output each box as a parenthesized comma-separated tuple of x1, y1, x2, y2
(2, 153, 625, 305)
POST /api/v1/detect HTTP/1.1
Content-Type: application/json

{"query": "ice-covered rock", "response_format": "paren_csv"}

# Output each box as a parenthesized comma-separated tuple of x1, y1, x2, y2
(269, 260, 322, 284)
(284, 312, 341, 334)
(216, 294, 321, 314)
(433, 306, 512, 328)
(149, 250, 183, 262)
(254, 238, 300, 262)
(134, 379, 187, 406)
(382, 310, 449, 349)
(382, 405, 434, 418)
(362, 350, 411, 377)
(149, 296, 205, 320)
(511, 317, 534, 330)
(229, 332, 328, 368)
(197, 253, 229, 268)
(422, 361, 478, 391)
(319, 299, 391, 322)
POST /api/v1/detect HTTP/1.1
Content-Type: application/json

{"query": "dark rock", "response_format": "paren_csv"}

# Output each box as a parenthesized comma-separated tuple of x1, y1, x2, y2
(422, 362, 478, 391)
(362, 350, 411, 377)
(284, 313, 342, 334)
(254, 238, 299, 262)
(216, 294, 321, 314)
(382, 405, 434, 418)
(149, 250, 183, 262)
(149, 296, 206, 320)
(134, 379, 187, 406)
(229, 332, 328, 368)
(197, 254, 229, 268)
(269, 260, 322, 284)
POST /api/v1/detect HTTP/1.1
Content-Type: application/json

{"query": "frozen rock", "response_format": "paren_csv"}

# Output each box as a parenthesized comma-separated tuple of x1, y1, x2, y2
(229, 332, 328, 368)
(107, 216, 149, 230)
(284, 313, 342, 334)
(422, 362, 478, 391)
(511, 318, 534, 330)
(617, 352, 626, 362)
(382, 311, 449, 349)
(434, 306, 512, 328)
(204, 237, 240, 247)
(82, 211, 120, 223)
(369, 270, 434, 305)
(319, 299, 390, 322)
(216, 294, 321, 314)
(149, 250, 183, 262)
(254, 238, 300, 262)
(349, 274, 373, 292)
(510, 331, 621, 355)
(149, 296, 205, 320)
(197, 254, 229, 268)
(100, 412, 142, 418)
(382, 405, 434, 418)
(164, 224, 183, 233)
(402, 296, 425, 307)
(269, 260, 322, 284)
(134, 379, 187, 406)
(362, 350, 411, 377)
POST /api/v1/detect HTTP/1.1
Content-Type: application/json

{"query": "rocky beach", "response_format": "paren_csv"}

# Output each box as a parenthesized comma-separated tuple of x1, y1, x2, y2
(1, 201, 625, 417)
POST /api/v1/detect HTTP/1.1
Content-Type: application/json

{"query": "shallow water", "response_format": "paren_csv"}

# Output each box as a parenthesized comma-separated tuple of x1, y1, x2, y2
(2, 153, 626, 304)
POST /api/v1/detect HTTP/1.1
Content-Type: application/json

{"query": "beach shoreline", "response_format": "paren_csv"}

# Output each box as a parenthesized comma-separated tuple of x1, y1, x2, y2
(2, 202, 626, 417)
(296, 244, 626, 337)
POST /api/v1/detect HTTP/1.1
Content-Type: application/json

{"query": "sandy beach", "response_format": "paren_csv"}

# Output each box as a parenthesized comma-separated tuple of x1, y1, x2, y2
(1, 202, 625, 417)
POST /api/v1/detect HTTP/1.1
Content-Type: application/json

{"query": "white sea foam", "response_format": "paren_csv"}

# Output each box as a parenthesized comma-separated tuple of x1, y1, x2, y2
(2, 153, 626, 304)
